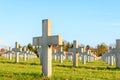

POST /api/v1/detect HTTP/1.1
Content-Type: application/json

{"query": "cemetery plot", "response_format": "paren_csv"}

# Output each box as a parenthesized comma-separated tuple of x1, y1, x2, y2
(1, 19, 120, 79)
(0, 56, 120, 80)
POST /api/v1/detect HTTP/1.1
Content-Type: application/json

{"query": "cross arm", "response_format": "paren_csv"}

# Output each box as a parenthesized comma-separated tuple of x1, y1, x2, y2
(33, 36, 42, 46)
(12, 48, 22, 52)
(69, 48, 81, 53)
(48, 35, 62, 45)
(69, 48, 73, 52)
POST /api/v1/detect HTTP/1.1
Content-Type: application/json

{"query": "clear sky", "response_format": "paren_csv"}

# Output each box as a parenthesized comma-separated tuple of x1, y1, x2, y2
(0, 0, 120, 48)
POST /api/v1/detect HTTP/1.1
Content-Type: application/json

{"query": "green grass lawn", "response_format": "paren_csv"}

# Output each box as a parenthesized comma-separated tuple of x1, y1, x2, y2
(0, 56, 120, 80)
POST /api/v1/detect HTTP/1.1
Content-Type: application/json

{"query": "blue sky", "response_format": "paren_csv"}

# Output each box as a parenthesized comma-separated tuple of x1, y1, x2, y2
(0, 0, 120, 48)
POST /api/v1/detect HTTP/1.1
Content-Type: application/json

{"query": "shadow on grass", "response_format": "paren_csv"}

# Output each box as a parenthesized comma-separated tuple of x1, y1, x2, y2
(0, 60, 40, 66)
(13, 72, 50, 80)
(0, 60, 15, 64)
(13, 72, 42, 77)
(19, 62, 40, 66)
(56, 64, 73, 69)
(56, 64, 120, 71)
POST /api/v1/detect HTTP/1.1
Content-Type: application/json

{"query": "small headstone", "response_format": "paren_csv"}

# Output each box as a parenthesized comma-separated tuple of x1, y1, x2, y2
(81, 47, 87, 64)
(59, 46, 64, 64)
(110, 54, 114, 66)
(82, 53, 86, 64)
(86, 50, 90, 62)
(69, 40, 80, 67)
(23, 46, 27, 61)
(8, 47, 12, 60)
(12, 42, 22, 63)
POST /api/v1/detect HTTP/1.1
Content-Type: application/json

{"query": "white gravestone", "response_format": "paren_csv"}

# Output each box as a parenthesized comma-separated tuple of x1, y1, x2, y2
(109, 53, 114, 66)
(82, 53, 86, 64)
(69, 40, 80, 67)
(8, 47, 12, 60)
(81, 48, 87, 64)
(33, 19, 62, 77)
(86, 50, 90, 62)
(59, 46, 64, 64)
(116, 39, 120, 68)
(23, 46, 27, 61)
(12, 42, 22, 63)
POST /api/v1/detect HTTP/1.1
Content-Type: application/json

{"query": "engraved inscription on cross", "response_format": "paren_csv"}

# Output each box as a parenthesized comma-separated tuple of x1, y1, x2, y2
(33, 19, 62, 77)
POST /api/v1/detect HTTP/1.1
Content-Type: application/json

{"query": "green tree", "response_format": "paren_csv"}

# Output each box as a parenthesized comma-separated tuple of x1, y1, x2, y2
(96, 43, 108, 57)
(27, 43, 34, 51)
(62, 41, 73, 52)
(1, 48, 5, 52)
(86, 45, 90, 50)
(27, 43, 39, 57)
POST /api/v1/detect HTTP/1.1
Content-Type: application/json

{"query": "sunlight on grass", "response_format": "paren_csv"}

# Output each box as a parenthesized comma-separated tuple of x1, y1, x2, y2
(0, 56, 120, 80)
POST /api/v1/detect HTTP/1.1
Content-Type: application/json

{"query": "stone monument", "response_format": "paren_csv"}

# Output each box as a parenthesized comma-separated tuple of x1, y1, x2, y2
(33, 19, 62, 77)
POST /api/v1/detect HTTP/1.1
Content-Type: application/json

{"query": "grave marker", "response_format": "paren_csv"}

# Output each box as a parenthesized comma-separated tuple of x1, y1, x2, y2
(69, 40, 79, 67)
(33, 19, 62, 77)
(116, 39, 120, 68)
(12, 42, 22, 63)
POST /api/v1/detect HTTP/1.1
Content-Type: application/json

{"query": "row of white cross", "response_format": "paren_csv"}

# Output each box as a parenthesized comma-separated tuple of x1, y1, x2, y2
(33, 19, 97, 77)
(101, 39, 120, 68)
(2, 42, 37, 62)
(2, 19, 120, 78)
(52, 48, 97, 64)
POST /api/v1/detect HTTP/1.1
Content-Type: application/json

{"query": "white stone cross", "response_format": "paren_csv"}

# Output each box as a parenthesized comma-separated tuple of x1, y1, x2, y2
(8, 47, 12, 60)
(86, 50, 91, 62)
(69, 40, 80, 67)
(59, 46, 64, 64)
(116, 39, 120, 68)
(109, 53, 114, 66)
(12, 42, 22, 63)
(82, 53, 87, 64)
(22, 46, 27, 61)
(33, 19, 62, 77)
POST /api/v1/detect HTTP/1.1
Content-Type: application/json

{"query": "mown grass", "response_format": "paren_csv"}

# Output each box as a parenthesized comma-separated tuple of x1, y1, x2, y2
(0, 56, 120, 80)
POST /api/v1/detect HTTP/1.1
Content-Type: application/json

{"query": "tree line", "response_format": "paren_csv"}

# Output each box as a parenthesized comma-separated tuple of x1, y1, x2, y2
(26, 41, 109, 57)
(0, 41, 109, 57)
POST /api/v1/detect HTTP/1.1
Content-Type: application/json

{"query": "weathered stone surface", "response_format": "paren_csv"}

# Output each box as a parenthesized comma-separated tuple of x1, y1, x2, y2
(33, 19, 62, 77)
